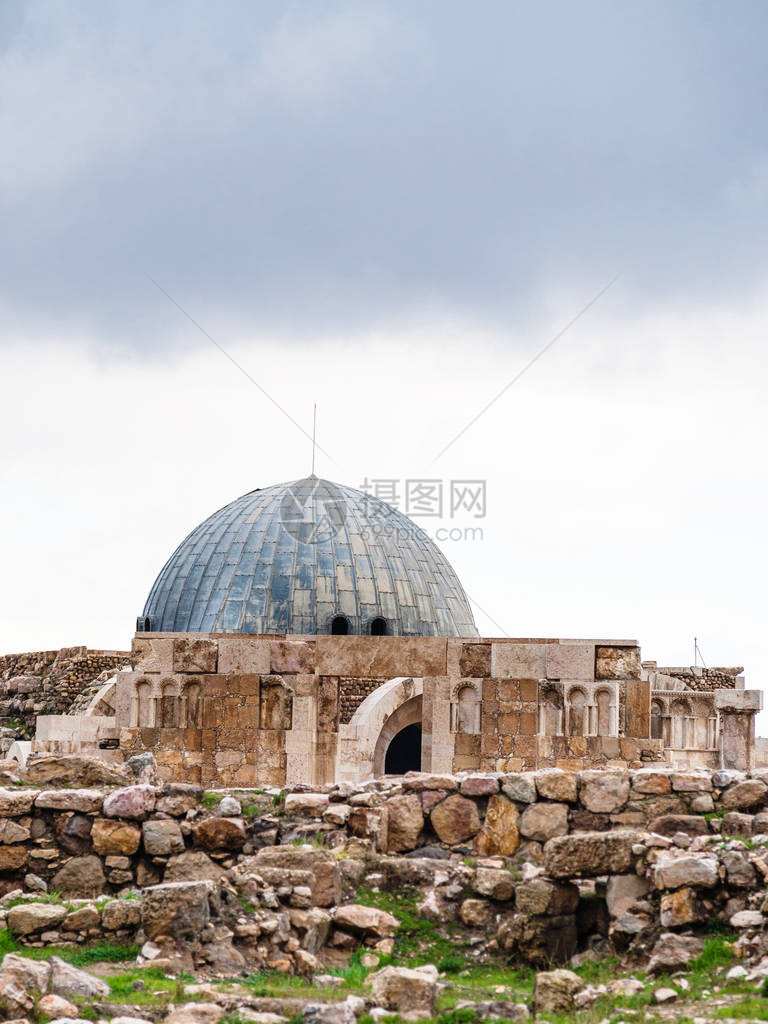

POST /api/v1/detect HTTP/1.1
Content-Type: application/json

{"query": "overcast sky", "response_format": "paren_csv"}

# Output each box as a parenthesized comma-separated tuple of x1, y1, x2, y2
(2, 2, 767, 721)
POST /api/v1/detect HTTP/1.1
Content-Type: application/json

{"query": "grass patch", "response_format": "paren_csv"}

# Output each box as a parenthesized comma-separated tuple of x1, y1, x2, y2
(0, 928, 139, 967)
(105, 965, 190, 1006)
(715, 996, 768, 1019)
(355, 886, 467, 968)
(690, 934, 736, 973)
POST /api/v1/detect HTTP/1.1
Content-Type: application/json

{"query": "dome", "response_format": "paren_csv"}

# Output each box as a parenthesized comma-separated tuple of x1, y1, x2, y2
(140, 476, 479, 637)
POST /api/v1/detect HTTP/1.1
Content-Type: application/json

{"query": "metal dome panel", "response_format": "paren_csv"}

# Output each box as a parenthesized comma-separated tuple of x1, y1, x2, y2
(142, 477, 478, 637)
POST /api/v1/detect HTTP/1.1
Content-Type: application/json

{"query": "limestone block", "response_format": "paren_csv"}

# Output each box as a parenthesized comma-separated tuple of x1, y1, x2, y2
(490, 643, 546, 678)
(172, 638, 218, 674)
(546, 643, 594, 681)
(520, 801, 569, 842)
(430, 793, 481, 844)
(8, 903, 67, 935)
(474, 794, 520, 856)
(606, 873, 649, 916)
(131, 637, 174, 673)
(35, 789, 105, 813)
(544, 830, 640, 878)
(270, 641, 315, 674)
(654, 853, 719, 889)
(595, 645, 641, 680)
(385, 794, 424, 852)
(624, 678, 650, 737)
(51, 855, 106, 898)
(141, 880, 213, 941)
(514, 879, 578, 916)
(474, 867, 515, 901)
(535, 769, 578, 803)
(579, 770, 629, 813)
(459, 643, 491, 677)
(92, 818, 142, 855)
(142, 819, 185, 856)
(217, 637, 270, 674)
(316, 636, 447, 677)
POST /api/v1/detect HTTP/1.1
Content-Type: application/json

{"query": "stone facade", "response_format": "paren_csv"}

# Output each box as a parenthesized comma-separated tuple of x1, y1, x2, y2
(95, 634, 762, 788)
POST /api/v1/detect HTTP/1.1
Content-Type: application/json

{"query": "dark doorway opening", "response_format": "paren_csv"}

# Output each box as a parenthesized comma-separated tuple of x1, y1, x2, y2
(384, 723, 422, 774)
(370, 617, 388, 636)
(331, 616, 349, 635)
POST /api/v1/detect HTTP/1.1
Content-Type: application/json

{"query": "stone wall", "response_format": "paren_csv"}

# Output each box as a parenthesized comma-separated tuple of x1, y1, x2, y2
(0, 647, 130, 740)
(2, 762, 768, 976)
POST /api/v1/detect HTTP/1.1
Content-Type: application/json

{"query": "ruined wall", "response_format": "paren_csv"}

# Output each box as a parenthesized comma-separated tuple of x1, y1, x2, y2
(0, 647, 130, 740)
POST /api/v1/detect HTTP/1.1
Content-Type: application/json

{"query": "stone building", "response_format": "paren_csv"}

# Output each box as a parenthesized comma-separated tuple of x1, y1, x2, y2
(33, 476, 762, 784)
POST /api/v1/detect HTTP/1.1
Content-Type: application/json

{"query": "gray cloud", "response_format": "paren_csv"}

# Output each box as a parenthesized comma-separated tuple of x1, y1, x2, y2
(1, 0, 767, 349)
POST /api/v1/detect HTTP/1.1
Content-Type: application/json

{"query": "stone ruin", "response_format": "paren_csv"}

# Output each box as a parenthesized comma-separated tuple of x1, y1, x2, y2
(24, 634, 762, 790)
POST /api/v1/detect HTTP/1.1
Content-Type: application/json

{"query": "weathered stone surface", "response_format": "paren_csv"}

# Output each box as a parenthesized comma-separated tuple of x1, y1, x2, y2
(49, 955, 110, 998)
(192, 817, 247, 852)
(166, 1004, 224, 1024)
(520, 801, 568, 842)
(0, 788, 38, 816)
(500, 772, 537, 804)
(535, 769, 578, 803)
(254, 848, 342, 907)
(459, 774, 499, 796)
(721, 811, 753, 836)
(101, 898, 142, 931)
(334, 904, 400, 938)
(173, 638, 218, 674)
(731, 909, 765, 928)
(0, 845, 27, 870)
(91, 818, 141, 856)
(631, 768, 672, 794)
(54, 813, 93, 855)
(0, 819, 30, 844)
(37, 992, 79, 1020)
(534, 968, 582, 1013)
(595, 645, 641, 680)
(719, 779, 768, 810)
(497, 912, 577, 965)
(647, 814, 708, 837)
(671, 769, 713, 792)
(51, 855, 106, 898)
(648, 931, 705, 974)
(605, 874, 649, 917)
(579, 770, 629, 813)
(474, 794, 520, 856)
(402, 773, 458, 792)
(515, 879, 578, 916)
(460, 898, 496, 927)
(284, 793, 330, 816)
(660, 887, 705, 927)
(722, 849, 757, 888)
(26, 755, 132, 787)
(142, 819, 185, 856)
(8, 902, 67, 935)
(164, 851, 226, 884)
(62, 905, 100, 932)
(370, 965, 436, 1014)
(654, 853, 719, 890)
(141, 880, 213, 941)
(385, 794, 424, 853)
(430, 793, 481, 844)
(474, 868, 515, 901)
(102, 784, 156, 820)
(544, 830, 638, 878)
(35, 789, 105, 813)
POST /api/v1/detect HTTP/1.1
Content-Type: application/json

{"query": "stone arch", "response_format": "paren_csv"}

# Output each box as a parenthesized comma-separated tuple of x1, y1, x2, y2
(260, 675, 293, 731)
(670, 696, 692, 747)
(650, 698, 664, 740)
(450, 681, 481, 734)
(184, 680, 202, 728)
(595, 687, 614, 736)
(336, 677, 423, 784)
(375, 695, 423, 776)
(160, 678, 180, 728)
(567, 687, 587, 737)
(84, 677, 117, 718)
(134, 678, 153, 728)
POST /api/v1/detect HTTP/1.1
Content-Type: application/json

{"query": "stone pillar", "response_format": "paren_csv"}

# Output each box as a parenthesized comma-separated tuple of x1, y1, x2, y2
(715, 690, 763, 771)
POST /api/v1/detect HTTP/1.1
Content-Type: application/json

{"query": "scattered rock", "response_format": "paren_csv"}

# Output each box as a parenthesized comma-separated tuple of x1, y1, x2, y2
(533, 968, 581, 1012)
(334, 904, 400, 938)
(430, 793, 481, 844)
(102, 784, 156, 820)
(369, 964, 437, 1015)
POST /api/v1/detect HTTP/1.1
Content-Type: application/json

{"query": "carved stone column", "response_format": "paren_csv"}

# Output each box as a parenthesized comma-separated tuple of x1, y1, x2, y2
(715, 690, 763, 771)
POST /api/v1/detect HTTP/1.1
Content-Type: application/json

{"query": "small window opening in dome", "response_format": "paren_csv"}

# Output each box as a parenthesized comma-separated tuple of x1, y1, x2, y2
(370, 617, 388, 636)
(331, 616, 349, 635)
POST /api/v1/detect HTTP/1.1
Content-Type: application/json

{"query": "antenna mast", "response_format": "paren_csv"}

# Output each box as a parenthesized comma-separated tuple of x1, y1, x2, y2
(311, 403, 317, 476)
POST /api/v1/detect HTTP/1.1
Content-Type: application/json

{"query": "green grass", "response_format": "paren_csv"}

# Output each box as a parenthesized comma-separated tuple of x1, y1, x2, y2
(0, 928, 139, 967)
(104, 966, 190, 1007)
(690, 934, 736, 973)
(354, 886, 467, 968)
(715, 996, 768, 1019)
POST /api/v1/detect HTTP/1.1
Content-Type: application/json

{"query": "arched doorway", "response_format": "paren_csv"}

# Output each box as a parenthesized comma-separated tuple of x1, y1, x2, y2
(384, 723, 422, 774)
